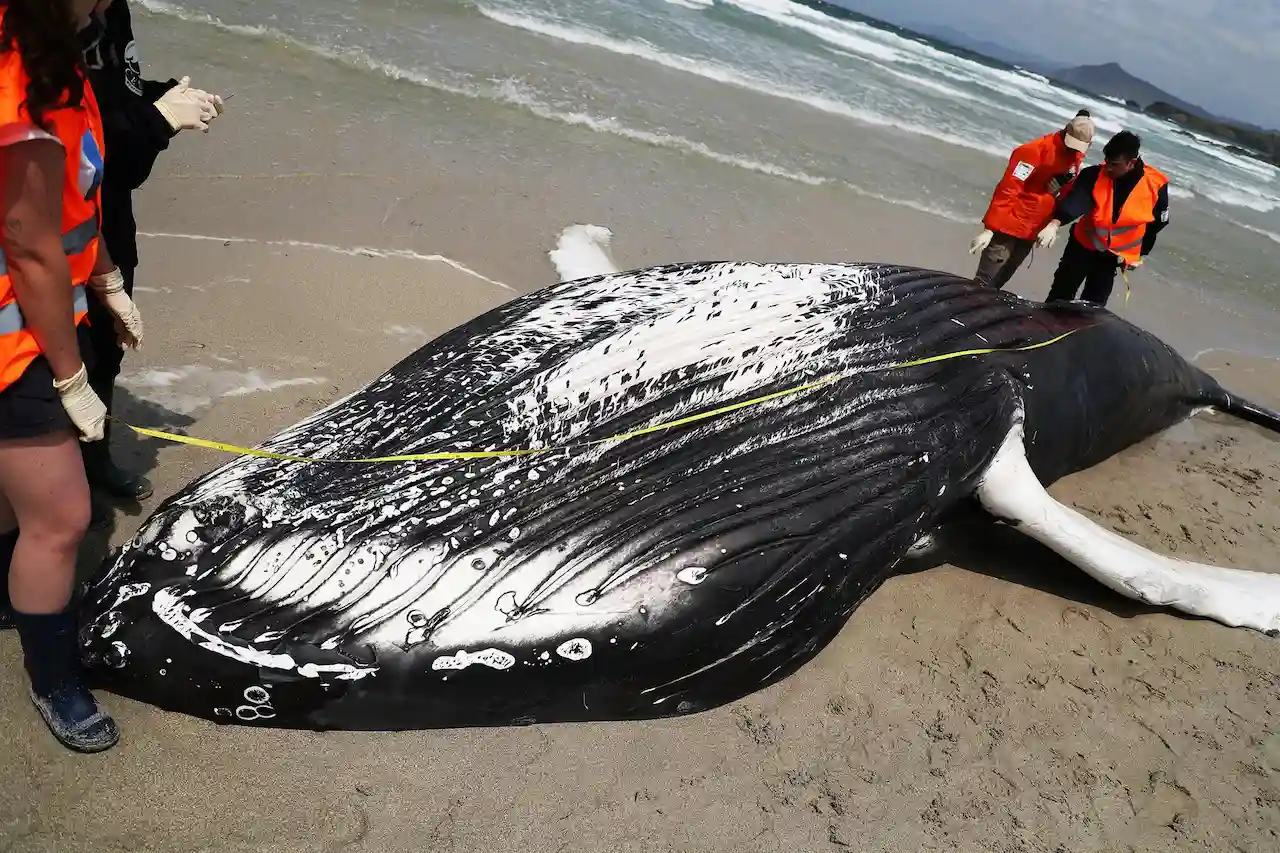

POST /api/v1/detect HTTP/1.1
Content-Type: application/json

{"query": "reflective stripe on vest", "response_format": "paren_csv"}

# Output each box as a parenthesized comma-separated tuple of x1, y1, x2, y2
(0, 216, 99, 276)
(1081, 222, 1145, 255)
(0, 282, 90, 336)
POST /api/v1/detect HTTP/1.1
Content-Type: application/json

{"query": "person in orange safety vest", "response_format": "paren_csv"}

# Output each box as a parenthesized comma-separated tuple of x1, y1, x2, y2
(1036, 130, 1171, 307)
(0, 0, 146, 754)
(969, 110, 1095, 289)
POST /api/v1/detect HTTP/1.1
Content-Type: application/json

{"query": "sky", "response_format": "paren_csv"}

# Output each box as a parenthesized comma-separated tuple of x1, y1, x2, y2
(831, 0, 1280, 128)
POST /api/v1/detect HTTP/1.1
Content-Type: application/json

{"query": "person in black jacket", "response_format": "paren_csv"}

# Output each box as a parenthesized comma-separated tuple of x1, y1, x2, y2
(78, 0, 223, 506)
(1034, 130, 1171, 307)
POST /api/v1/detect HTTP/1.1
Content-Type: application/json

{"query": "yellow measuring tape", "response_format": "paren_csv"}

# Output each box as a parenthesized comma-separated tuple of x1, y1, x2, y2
(114, 329, 1085, 464)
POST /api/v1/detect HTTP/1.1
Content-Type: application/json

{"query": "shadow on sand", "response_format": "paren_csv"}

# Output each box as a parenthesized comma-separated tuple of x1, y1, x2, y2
(897, 501, 1165, 622)
(77, 388, 197, 584)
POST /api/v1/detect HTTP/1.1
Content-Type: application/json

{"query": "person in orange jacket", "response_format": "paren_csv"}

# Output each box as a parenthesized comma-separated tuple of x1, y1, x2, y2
(969, 111, 1095, 289)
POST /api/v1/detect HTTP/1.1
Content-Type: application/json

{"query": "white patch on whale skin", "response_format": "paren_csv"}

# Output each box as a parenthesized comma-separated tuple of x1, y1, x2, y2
(152, 588, 379, 679)
(905, 534, 936, 557)
(297, 663, 377, 682)
(111, 582, 151, 610)
(499, 261, 886, 448)
(977, 420, 1280, 635)
(431, 648, 516, 671)
(99, 611, 123, 639)
(556, 638, 592, 661)
(677, 566, 708, 585)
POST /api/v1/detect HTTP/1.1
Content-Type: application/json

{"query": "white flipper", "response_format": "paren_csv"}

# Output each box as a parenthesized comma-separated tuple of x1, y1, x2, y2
(976, 422, 1280, 635)
(549, 224, 619, 282)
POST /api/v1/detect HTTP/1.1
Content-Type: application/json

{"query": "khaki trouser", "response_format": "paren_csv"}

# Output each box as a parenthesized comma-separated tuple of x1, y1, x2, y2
(973, 231, 1035, 290)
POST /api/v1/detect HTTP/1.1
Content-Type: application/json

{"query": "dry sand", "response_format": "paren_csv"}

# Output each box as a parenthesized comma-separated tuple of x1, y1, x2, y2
(3, 22, 1280, 852)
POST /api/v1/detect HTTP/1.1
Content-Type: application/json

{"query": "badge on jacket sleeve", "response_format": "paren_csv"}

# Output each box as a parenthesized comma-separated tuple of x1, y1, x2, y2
(124, 40, 142, 97)
(1012, 161, 1034, 181)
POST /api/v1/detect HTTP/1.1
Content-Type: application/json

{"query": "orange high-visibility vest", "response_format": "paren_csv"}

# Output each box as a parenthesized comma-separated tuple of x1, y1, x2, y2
(0, 12, 105, 393)
(982, 131, 1085, 241)
(1072, 163, 1169, 265)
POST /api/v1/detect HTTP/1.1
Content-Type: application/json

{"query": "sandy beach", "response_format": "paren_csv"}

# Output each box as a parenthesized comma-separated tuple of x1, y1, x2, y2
(3, 7, 1280, 853)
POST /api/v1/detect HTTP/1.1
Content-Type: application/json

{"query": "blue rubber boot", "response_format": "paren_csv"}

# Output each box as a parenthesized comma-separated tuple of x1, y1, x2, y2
(12, 609, 120, 753)
(0, 529, 16, 631)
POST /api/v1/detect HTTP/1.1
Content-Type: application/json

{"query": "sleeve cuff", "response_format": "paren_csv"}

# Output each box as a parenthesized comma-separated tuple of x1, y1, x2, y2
(148, 103, 180, 140)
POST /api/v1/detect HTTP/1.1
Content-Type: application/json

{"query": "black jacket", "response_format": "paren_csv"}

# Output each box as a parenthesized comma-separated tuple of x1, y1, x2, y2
(81, 0, 178, 269)
(1053, 159, 1171, 257)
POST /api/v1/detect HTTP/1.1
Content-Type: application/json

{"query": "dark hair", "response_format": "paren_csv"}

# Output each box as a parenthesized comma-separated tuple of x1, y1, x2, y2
(1076, 109, 1091, 118)
(1103, 130, 1142, 161)
(0, 0, 86, 130)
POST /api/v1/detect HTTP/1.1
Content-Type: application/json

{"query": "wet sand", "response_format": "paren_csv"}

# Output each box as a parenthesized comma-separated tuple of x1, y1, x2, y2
(2, 12, 1279, 853)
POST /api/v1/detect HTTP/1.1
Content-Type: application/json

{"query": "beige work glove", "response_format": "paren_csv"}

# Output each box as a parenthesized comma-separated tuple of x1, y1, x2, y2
(968, 229, 994, 255)
(154, 76, 219, 132)
(1035, 221, 1060, 249)
(53, 365, 107, 442)
(88, 268, 143, 349)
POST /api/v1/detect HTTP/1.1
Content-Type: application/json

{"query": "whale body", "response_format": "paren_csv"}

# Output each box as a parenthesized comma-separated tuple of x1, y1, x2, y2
(77, 262, 1280, 730)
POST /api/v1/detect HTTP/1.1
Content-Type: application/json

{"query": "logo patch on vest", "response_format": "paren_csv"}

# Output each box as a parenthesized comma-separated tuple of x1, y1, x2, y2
(1160, 208, 1169, 223)
(1012, 161, 1034, 181)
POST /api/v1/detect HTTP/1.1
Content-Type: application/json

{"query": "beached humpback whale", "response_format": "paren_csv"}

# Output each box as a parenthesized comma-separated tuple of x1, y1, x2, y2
(77, 258, 1280, 730)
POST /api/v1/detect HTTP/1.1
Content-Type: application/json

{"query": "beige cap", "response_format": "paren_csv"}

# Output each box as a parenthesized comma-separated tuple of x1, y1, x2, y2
(1064, 115, 1095, 152)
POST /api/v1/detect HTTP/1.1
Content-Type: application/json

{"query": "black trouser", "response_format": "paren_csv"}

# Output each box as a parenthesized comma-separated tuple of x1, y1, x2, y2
(1046, 234, 1120, 306)
(973, 231, 1034, 290)
(82, 263, 135, 456)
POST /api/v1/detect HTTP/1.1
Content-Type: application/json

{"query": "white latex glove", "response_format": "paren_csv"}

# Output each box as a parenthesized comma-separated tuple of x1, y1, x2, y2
(88, 268, 143, 349)
(186, 84, 225, 116)
(1035, 221, 1060, 249)
(969, 229, 994, 255)
(154, 76, 218, 132)
(53, 364, 107, 443)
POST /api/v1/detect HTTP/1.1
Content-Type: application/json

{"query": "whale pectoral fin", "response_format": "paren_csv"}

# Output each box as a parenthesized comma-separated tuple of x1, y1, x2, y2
(549, 224, 620, 282)
(974, 422, 1280, 636)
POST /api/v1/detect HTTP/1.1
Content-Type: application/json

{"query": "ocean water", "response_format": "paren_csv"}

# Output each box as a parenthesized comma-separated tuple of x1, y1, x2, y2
(135, 0, 1279, 306)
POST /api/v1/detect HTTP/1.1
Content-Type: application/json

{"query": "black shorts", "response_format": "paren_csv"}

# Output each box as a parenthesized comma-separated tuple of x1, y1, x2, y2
(0, 322, 96, 441)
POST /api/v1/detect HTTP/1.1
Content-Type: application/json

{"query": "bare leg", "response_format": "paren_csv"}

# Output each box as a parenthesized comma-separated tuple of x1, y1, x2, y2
(976, 421, 1280, 635)
(0, 430, 119, 752)
(0, 431, 91, 613)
